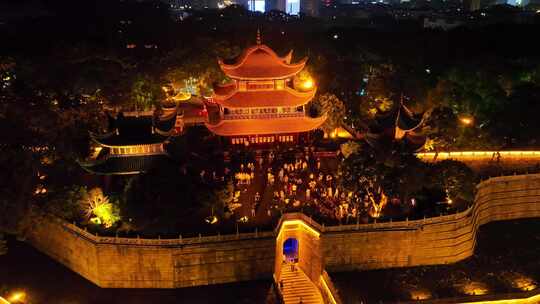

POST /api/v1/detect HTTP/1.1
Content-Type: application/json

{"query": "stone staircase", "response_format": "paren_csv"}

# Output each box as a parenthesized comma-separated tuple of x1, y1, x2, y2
(279, 263, 323, 304)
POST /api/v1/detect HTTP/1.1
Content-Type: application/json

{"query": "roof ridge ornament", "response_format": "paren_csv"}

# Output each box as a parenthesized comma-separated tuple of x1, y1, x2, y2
(256, 28, 262, 45)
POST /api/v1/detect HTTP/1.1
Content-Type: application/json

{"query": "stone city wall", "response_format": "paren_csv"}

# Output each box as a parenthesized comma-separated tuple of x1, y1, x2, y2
(28, 220, 275, 288)
(322, 173, 540, 272)
(27, 174, 540, 288)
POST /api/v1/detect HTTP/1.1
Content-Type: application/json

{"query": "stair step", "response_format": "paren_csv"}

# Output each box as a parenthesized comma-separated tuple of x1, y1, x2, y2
(279, 264, 323, 304)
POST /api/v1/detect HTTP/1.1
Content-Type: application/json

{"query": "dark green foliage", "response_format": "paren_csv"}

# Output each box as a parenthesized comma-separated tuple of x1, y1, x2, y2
(129, 74, 165, 111)
(340, 141, 428, 204)
(0, 234, 7, 256)
(340, 142, 476, 214)
(45, 185, 86, 222)
(121, 164, 233, 234)
(491, 83, 540, 146)
(430, 160, 477, 203)
(312, 93, 346, 134)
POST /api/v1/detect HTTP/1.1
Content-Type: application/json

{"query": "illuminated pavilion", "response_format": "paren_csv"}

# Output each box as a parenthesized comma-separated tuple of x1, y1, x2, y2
(365, 101, 426, 151)
(205, 32, 326, 145)
(80, 110, 177, 175)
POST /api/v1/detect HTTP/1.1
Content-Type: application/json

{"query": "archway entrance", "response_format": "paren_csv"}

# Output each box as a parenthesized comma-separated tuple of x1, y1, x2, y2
(283, 238, 299, 263)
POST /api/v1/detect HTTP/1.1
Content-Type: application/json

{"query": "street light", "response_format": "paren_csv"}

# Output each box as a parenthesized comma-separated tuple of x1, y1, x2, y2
(301, 78, 314, 90)
(8, 291, 26, 303)
(459, 115, 473, 126)
(0, 296, 11, 304)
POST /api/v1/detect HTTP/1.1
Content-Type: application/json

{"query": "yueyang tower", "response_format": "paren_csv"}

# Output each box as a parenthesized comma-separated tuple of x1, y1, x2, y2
(205, 31, 326, 145)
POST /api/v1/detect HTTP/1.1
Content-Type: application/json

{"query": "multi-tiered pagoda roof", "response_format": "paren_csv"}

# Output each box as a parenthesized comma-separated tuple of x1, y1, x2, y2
(212, 83, 316, 108)
(80, 110, 177, 175)
(365, 102, 426, 151)
(205, 33, 326, 143)
(217, 44, 307, 80)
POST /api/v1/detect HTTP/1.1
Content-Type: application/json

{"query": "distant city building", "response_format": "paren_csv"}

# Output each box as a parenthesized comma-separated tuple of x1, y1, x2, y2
(300, 0, 320, 15)
(163, 0, 219, 9)
(423, 16, 464, 29)
(248, 0, 266, 11)
(507, 0, 529, 6)
(464, 0, 481, 11)
(244, 0, 318, 15)
(286, 0, 301, 14)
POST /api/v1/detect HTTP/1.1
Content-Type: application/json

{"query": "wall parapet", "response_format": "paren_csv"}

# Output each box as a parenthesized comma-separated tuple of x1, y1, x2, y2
(58, 219, 274, 246)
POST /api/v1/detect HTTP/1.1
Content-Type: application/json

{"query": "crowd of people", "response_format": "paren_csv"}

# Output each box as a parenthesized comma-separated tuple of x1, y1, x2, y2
(223, 147, 375, 225)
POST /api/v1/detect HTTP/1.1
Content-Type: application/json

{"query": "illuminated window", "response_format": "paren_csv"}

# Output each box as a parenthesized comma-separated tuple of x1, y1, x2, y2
(248, 0, 265, 12)
(238, 81, 247, 91)
(286, 0, 300, 15)
(247, 81, 274, 90)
